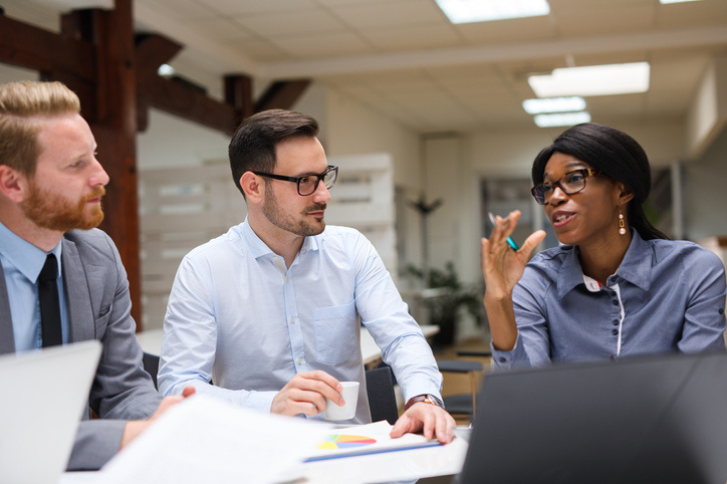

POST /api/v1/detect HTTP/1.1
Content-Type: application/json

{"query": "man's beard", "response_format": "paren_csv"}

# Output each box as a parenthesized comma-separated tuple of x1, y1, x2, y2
(262, 184, 326, 237)
(22, 183, 106, 232)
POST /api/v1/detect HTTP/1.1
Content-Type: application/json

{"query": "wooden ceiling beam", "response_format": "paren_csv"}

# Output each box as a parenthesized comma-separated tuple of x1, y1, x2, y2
(224, 74, 253, 131)
(138, 75, 238, 135)
(135, 34, 183, 85)
(0, 12, 95, 82)
(255, 80, 311, 113)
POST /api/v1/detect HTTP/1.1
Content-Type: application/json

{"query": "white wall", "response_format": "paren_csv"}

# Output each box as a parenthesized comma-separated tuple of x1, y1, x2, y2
(137, 108, 230, 169)
(324, 87, 424, 277)
(685, 125, 727, 239)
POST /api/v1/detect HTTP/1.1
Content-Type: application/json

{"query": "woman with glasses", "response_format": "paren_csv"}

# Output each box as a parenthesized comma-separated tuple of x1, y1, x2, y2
(482, 123, 726, 369)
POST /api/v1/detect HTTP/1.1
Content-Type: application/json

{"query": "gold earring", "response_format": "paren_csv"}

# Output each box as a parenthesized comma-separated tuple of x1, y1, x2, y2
(618, 212, 626, 235)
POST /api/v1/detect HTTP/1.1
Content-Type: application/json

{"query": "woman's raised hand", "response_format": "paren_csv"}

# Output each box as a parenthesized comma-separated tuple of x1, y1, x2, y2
(481, 210, 545, 297)
(481, 210, 546, 351)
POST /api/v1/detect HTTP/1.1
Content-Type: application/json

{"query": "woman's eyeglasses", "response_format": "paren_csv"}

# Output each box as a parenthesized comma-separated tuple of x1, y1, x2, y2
(254, 165, 338, 196)
(530, 168, 601, 205)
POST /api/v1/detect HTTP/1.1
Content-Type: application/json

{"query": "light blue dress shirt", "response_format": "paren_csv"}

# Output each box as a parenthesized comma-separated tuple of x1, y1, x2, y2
(0, 220, 69, 352)
(493, 230, 727, 369)
(158, 219, 442, 423)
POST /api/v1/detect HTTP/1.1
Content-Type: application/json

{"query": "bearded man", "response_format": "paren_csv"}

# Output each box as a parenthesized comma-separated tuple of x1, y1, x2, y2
(158, 109, 456, 443)
(0, 80, 193, 470)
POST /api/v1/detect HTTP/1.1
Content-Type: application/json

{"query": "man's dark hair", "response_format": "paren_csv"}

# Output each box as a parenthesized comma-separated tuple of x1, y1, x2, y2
(228, 109, 319, 197)
(532, 122, 668, 241)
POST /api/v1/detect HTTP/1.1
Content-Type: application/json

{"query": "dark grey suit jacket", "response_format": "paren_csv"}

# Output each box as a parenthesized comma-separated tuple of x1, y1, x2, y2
(0, 228, 162, 470)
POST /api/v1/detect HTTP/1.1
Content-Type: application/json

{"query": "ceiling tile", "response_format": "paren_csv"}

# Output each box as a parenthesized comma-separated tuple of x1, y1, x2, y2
(332, 0, 446, 29)
(270, 32, 375, 59)
(0, 0, 61, 31)
(656, 0, 727, 29)
(649, 56, 709, 96)
(454, 16, 558, 44)
(548, 0, 653, 11)
(141, 0, 218, 21)
(227, 39, 290, 61)
(571, 51, 649, 67)
(196, 0, 318, 16)
(359, 24, 463, 52)
(554, 5, 655, 37)
(194, 18, 255, 42)
(234, 9, 346, 37)
(587, 93, 646, 119)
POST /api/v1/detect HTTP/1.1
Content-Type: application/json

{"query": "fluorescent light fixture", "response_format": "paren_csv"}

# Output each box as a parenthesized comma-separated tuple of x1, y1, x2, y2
(528, 62, 650, 97)
(659, 0, 704, 3)
(534, 111, 591, 128)
(522, 97, 586, 115)
(158, 64, 175, 77)
(435, 0, 550, 24)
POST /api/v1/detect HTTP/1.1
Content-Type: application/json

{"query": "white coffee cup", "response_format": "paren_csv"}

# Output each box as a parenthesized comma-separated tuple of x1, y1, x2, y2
(323, 381, 359, 421)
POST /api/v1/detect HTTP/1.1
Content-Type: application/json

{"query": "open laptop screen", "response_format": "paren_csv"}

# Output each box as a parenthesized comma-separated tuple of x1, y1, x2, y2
(460, 351, 727, 483)
(0, 340, 101, 484)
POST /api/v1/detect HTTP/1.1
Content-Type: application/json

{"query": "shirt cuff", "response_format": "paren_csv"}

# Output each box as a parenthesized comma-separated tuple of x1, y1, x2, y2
(490, 333, 525, 370)
(243, 390, 277, 413)
(400, 380, 443, 405)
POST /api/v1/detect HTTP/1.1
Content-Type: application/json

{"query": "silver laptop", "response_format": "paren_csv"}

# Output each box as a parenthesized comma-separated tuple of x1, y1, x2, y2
(0, 340, 102, 484)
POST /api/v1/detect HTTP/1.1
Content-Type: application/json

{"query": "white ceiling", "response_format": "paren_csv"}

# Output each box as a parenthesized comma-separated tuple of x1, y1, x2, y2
(2, 0, 727, 133)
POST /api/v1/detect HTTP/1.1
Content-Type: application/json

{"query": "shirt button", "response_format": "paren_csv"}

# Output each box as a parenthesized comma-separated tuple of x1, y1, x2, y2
(612, 320, 619, 326)
(297, 358, 303, 365)
(612, 329, 618, 335)
(291, 317, 296, 323)
(612, 300, 619, 306)
(498, 357, 506, 363)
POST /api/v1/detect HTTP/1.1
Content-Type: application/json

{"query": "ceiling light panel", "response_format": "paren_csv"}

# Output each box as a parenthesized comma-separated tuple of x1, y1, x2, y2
(528, 62, 650, 98)
(534, 112, 591, 128)
(522, 97, 586, 114)
(435, 0, 550, 24)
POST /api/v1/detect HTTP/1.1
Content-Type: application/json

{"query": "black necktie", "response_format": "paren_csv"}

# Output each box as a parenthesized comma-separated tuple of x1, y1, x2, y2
(38, 253, 62, 347)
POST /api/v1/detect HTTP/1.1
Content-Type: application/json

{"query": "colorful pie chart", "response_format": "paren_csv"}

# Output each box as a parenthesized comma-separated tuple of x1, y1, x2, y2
(317, 434, 377, 450)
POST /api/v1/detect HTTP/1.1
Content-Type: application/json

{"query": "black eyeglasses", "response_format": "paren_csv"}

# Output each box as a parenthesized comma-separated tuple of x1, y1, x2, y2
(531, 168, 601, 205)
(254, 165, 338, 196)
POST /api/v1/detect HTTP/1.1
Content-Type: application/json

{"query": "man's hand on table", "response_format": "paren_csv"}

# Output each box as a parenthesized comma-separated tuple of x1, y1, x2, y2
(390, 396, 456, 444)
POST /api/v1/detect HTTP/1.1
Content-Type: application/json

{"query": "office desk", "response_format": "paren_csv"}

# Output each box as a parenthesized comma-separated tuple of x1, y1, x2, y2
(60, 437, 468, 484)
(301, 436, 468, 483)
(135, 325, 440, 366)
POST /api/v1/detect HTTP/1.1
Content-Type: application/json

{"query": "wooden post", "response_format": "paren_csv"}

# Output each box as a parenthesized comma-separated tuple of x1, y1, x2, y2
(225, 74, 254, 131)
(62, 1, 143, 330)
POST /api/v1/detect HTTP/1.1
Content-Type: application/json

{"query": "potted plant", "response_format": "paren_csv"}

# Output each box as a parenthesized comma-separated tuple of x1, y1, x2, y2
(406, 262, 484, 348)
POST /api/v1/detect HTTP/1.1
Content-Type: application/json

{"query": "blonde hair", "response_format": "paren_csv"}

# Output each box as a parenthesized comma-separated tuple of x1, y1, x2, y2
(0, 81, 81, 176)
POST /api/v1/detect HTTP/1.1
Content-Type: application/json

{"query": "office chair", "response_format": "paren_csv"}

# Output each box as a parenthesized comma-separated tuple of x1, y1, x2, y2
(142, 352, 160, 389)
(437, 351, 489, 419)
(365, 365, 399, 425)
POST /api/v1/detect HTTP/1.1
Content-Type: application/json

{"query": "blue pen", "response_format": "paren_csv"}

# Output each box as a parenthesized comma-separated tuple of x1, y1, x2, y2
(488, 212, 519, 250)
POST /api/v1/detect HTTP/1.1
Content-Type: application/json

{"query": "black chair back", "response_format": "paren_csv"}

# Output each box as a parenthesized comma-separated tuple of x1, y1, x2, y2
(365, 365, 399, 425)
(142, 352, 160, 389)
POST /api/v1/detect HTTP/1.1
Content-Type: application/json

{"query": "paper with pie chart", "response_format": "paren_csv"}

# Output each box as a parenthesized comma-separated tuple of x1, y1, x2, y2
(304, 421, 442, 462)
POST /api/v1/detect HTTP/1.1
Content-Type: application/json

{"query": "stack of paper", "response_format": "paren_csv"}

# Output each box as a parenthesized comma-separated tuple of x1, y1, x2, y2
(98, 395, 331, 484)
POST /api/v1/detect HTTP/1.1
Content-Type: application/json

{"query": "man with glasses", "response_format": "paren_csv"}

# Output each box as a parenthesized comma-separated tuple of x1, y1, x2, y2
(159, 109, 455, 443)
